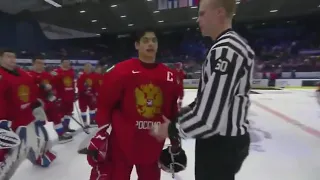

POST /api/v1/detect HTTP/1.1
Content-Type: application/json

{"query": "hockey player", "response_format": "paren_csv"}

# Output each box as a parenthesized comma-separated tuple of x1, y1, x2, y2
(77, 63, 97, 127)
(87, 29, 186, 180)
(174, 62, 186, 109)
(92, 65, 104, 97)
(52, 58, 76, 134)
(29, 56, 73, 143)
(0, 50, 56, 179)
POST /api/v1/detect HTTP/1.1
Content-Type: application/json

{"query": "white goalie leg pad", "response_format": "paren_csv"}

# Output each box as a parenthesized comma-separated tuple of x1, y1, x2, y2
(0, 121, 38, 180)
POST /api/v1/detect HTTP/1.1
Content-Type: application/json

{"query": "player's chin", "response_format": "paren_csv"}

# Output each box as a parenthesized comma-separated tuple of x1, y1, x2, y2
(144, 51, 156, 58)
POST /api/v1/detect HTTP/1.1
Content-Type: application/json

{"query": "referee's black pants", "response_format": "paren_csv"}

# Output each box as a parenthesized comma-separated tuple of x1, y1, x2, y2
(195, 133, 250, 180)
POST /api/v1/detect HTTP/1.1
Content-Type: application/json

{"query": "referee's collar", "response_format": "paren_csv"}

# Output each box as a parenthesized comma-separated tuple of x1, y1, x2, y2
(216, 28, 233, 40)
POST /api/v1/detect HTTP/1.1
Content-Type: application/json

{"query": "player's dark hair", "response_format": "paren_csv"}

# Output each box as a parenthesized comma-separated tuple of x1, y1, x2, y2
(32, 55, 44, 63)
(135, 28, 157, 43)
(0, 49, 15, 57)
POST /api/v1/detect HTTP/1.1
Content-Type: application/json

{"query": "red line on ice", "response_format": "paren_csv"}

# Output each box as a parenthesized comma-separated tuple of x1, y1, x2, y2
(252, 101, 320, 138)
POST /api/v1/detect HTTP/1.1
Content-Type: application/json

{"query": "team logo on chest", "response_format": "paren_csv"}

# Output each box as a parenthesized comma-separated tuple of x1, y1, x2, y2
(63, 76, 72, 87)
(99, 80, 102, 85)
(135, 83, 163, 119)
(18, 85, 30, 103)
(85, 79, 93, 86)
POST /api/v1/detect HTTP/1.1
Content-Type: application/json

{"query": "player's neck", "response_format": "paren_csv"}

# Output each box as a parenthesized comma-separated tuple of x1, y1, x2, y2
(33, 68, 43, 73)
(60, 66, 69, 71)
(211, 21, 232, 40)
(0, 64, 14, 71)
(139, 55, 155, 64)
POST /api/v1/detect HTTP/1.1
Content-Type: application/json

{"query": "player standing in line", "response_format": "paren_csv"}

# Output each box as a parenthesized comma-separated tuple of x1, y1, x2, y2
(174, 62, 186, 109)
(93, 65, 104, 93)
(29, 56, 73, 143)
(52, 58, 76, 134)
(87, 29, 187, 180)
(0, 50, 56, 179)
(77, 63, 97, 127)
(92, 65, 104, 103)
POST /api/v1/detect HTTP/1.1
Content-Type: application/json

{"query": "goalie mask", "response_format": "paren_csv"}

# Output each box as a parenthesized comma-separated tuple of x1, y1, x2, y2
(0, 128, 21, 149)
(159, 145, 187, 173)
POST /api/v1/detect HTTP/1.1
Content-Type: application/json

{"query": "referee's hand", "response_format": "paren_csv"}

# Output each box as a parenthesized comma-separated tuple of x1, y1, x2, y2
(150, 115, 170, 141)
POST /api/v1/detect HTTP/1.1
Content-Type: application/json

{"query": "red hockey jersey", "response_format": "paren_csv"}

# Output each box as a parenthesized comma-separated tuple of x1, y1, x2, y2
(51, 67, 75, 102)
(175, 69, 185, 85)
(28, 71, 56, 102)
(96, 58, 180, 164)
(77, 72, 96, 96)
(0, 67, 38, 130)
(92, 72, 103, 96)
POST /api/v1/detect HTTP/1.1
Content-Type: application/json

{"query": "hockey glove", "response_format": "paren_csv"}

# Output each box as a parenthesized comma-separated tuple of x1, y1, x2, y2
(31, 99, 47, 125)
(89, 163, 111, 180)
(87, 124, 110, 167)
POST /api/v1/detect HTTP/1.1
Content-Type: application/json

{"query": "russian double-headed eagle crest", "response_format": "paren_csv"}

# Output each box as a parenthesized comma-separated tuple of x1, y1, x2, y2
(85, 78, 93, 87)
(63, 76, 72, 87)
(135, 83, 163, 119)
(18, 85, 30, 103)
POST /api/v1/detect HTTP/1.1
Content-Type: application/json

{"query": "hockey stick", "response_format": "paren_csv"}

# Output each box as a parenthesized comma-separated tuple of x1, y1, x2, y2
(70, 116, 90, 134)
(72, 101, 91, 134)
(74, 101, 85, 125)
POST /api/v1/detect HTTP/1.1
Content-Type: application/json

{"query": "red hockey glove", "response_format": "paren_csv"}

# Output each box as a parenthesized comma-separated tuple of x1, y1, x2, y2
(87, 125, 110, 167)
(89, 163, 111, 180)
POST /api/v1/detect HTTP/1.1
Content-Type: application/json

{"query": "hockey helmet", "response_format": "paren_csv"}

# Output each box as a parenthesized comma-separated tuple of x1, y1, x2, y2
(159, 145, 187, 173)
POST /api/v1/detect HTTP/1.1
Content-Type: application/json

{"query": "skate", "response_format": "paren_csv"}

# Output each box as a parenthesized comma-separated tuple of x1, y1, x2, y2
(89, 120, 98, 128)
(64, 126, 76, 134)
(78, 147, 89, 154)
(58, 133, 73, 144)
(84, 124, 91, 129)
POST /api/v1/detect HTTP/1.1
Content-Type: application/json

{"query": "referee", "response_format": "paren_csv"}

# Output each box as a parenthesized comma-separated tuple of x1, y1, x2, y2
(152, 0, 254, 179)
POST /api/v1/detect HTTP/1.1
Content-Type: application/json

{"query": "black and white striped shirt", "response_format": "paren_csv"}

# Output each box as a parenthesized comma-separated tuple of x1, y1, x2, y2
(175, 29, 255, 138)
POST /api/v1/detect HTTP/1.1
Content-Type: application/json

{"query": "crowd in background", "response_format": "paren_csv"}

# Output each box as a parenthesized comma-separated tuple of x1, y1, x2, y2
(1, 11, 320, 79)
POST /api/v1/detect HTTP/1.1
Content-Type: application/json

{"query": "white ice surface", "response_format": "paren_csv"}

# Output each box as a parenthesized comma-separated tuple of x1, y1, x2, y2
(11, 89, 320, 180)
